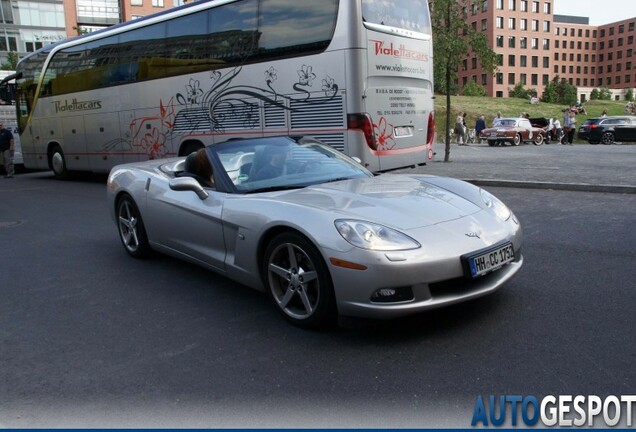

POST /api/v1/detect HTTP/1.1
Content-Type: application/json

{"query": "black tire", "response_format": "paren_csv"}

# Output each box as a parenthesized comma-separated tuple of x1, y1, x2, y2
(262, 232, 337, 329)
(533, 133, 544, 146)
(49, 145, 69, 179)
(513, 134, 521, 146)
(601, 132, 615, 145)
(589, 140, 600, 145)
(488, 140, 496, 147)
(116, 194, 151, 258)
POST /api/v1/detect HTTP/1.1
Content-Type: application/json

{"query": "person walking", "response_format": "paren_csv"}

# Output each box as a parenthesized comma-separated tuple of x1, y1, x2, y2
(475, 115, 486, 144)
(0, 121, 14, 178)
(563, 110, 576, 145)
(455, 112, 465, 145)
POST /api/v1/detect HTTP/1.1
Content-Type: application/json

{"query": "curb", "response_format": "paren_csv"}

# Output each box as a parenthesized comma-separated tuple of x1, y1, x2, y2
(462, 179, 636, 194)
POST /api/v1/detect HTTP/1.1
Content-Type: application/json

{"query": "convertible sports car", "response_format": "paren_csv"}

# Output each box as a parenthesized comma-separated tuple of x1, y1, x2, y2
(107, 136, 523, 328)
(480, 117, 546, 146)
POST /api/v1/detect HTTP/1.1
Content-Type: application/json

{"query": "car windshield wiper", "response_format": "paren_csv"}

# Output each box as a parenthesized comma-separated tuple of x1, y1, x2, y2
(323, 177, 353, 183)
(248, 184, 306, 193)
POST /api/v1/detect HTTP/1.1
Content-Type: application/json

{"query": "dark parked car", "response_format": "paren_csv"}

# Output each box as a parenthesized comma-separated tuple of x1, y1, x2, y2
(578, 116, 636, 144)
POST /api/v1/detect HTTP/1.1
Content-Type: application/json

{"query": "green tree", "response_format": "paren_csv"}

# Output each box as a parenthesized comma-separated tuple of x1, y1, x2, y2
(461, 79, 486, 96)
(590, 88, 600, 100)
(1, 51, 19, 70)
(598, 87, 612, 100)
(541, 80, 559, 103)
(432, 0, 498, 162)
(625, 88, 633, 102)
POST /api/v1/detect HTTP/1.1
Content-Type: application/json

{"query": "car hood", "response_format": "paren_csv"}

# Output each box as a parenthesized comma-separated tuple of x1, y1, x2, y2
(271, 174, 483, 230)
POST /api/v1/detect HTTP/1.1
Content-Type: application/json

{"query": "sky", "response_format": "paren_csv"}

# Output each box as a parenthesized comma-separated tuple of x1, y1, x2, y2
(554, 0, 636, 26)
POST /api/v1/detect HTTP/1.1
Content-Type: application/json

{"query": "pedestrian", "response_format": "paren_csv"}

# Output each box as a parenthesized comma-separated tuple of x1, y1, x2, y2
(475, 115, 486, 144)
(552, 118, 562, 144)
(492, 111, 502, 127)
(455, 112, 465, 145)
(601, 110, 608, 118)
(0, 121, 14, 178)
(563, 110, 576, 145)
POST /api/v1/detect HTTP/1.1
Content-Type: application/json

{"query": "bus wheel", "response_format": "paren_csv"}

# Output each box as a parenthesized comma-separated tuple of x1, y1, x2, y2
(50, 145, 69, 179)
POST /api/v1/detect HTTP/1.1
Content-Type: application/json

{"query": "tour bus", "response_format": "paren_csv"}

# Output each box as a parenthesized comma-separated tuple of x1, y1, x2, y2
(0, 71, 23, 168)
(15, 0, 434, 178)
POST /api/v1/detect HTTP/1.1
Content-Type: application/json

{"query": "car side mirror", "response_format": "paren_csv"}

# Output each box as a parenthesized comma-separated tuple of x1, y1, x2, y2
(169, 177, 209, 200)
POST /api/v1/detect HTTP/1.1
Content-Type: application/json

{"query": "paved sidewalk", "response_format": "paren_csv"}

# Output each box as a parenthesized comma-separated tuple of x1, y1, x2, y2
(396, 142, 636, 194)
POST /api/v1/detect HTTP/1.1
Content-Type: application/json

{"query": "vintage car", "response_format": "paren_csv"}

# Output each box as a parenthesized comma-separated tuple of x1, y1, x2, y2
(107, 136, 523, 329)
(480, 117, 546, 146)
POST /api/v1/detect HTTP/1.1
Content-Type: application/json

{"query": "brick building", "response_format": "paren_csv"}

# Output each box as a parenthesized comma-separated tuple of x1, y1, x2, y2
(458, 0, 636, 101)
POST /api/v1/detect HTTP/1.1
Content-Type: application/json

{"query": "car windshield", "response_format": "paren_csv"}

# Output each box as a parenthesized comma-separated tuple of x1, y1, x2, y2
(211, 137, 373, 193)
(495, 119, 517, 127)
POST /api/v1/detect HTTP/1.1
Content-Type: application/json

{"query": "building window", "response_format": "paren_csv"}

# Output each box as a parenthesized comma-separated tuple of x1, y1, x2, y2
(543, 2, 550, 13)
(496, 73, 503, 84)
(543, 21, 550, 32)
(509, 36, 515, 48)
(520, 37, 527, 49)
(531, 56, 538, 67)
(531, 74, 538, 85)
(508, 54, 515, 66)
(532, 38, 538, 49)
(542, 74, 549, 85)
(496, 91, 503, 98)
(520, 55, 527, 67)
(471, 57, 478, 69)
(543, 39, 550, 49)
(532, 19, 538, 32)
(508, 73, 515, 84)
(532, 1, 539, 12)
(555, 40, 559, 48)
(497, 54, 503, 66)
(496, 35, 504, 47)
(482, 0, 488, 12)
(609, 27, 614, 36)
(496, 16, 503, 29)
(497, 0, 503, 9)
(520, 73, 527, 85)
(521, 0, 528, 11)
(481, 19, 488, 31)
(509, 18, 516, 30)
(482, 74, 488, 85)
(520, 19, 527, 31)
(130, 0, 142, 4)
(543, 56, 549, 68)
(151, 0, 164, 6)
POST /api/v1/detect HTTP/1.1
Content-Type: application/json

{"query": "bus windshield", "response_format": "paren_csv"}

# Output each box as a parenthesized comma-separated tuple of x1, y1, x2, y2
(361, 0, 431, 34)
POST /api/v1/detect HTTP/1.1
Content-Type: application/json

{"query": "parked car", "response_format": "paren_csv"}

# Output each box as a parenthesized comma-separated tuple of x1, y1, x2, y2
(107, 136, 523, 328)
(578, 116, 636, 144)
(479, 117, 546, 146)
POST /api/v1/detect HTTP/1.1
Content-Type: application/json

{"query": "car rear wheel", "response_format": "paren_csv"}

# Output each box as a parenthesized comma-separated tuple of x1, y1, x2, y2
(513, 134, 521, 146)
(533, 133, 544, 145)
(116, 195, 150, 258)
(589, 140, 600, 145)
(488, 140, 496, 147)
(601, 132, 615, 145)
(263, 232, 336, 329)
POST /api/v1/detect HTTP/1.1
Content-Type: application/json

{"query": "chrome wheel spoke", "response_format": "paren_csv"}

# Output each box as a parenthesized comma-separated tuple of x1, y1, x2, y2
(297, 287, 314, 314)
(279, 286, 295, 309)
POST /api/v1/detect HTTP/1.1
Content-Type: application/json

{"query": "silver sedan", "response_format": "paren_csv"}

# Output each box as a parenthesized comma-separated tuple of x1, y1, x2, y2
(107, 136, 523, 328)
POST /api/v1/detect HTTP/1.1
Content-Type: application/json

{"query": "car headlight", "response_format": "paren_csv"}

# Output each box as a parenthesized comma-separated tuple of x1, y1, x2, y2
(334, 219, 420, 251)
(480, 188, 512, 221)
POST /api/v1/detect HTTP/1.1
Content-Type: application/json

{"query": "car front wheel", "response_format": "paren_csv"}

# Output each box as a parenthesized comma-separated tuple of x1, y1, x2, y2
(513, 134, 521, 146)
(116, 195, 151, 258)
(601, 132, 615, 145)
(533, 134, 544, 145)
(263, 232, 336, 329)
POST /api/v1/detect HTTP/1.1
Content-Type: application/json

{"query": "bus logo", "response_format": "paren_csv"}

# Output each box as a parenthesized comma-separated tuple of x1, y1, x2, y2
(54, 98, 102, 113)
(371, 40, 429, 62)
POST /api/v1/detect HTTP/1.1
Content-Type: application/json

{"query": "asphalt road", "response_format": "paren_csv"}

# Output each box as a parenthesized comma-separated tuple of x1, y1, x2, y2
(1, 153, 635, 428)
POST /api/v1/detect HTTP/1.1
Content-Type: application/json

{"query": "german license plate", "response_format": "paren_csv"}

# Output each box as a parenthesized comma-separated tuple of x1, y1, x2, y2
(394, 126, 413, 137)
(465, 243, 515, 278)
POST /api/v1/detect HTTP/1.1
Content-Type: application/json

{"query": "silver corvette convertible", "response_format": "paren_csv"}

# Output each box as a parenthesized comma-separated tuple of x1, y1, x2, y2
(107, 136, 523, 328)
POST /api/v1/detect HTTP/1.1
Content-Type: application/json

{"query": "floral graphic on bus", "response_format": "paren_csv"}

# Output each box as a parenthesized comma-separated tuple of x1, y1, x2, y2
(111, 64, 340, 158)
(373, 116, 397, 151)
